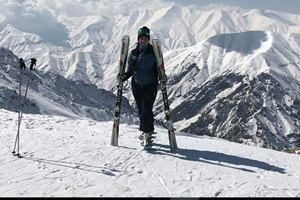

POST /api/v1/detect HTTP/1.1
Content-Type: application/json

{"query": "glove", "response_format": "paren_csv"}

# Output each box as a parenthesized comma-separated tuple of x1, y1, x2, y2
(117, 73, 127, 82)
(160, 74, 168, 83)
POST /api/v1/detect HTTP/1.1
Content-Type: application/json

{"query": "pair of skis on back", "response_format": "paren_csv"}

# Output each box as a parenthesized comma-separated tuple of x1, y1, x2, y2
(110, 35, 178, 152)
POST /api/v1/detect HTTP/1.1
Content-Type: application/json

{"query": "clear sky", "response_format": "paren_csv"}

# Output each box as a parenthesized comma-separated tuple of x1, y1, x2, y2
(165, 0, 300, 14)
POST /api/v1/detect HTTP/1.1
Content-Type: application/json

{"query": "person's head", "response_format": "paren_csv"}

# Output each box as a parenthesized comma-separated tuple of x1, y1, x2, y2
(138, 26, 150, 46)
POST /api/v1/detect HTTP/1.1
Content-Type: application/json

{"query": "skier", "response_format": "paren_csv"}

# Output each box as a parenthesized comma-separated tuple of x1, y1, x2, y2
(117, 26, 167, 148)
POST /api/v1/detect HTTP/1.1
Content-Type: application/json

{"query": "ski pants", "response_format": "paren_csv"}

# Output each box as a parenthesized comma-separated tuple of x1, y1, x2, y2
(132, 82, 158, 133)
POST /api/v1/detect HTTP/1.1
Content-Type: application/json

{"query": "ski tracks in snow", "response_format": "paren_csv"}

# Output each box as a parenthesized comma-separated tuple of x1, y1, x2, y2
(141, 151, 172, 197)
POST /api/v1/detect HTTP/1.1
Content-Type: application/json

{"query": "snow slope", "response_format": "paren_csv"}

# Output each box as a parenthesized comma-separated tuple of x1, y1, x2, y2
(1, 109, 299, 197)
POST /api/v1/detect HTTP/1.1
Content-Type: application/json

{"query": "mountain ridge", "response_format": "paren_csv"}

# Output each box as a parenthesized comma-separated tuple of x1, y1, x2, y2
(1, 2, 300, 150)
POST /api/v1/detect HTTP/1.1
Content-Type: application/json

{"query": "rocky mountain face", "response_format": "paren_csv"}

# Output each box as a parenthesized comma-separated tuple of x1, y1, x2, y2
(158, 31, 300, 151)
(0, 47, 135, 123)
(171, 72, 300, 150)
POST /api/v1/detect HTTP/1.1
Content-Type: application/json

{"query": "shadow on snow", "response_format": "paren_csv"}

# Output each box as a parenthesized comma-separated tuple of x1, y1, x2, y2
(18, 155, 119, 177)
(150, 143, 286, 174)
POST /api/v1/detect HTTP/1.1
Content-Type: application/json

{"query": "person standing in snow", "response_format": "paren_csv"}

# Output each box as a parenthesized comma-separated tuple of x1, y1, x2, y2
(117, 26, 167, 148)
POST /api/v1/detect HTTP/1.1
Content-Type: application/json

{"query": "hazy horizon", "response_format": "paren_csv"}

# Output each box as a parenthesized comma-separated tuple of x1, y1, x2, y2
(166, 0, 300, 15)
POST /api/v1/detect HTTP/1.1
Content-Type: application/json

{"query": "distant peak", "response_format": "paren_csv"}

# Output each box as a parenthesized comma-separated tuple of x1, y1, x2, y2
(2, 24, 21, 34)
(5, 24, 14, 30)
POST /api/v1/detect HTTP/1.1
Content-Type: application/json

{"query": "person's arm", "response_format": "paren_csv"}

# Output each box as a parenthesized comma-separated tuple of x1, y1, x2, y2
(117, 52, 132, 81)
(124, 52, 133, 80)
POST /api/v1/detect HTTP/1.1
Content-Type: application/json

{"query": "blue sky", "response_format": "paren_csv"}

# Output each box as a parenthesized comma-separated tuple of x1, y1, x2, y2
(165, 0, 300, 14)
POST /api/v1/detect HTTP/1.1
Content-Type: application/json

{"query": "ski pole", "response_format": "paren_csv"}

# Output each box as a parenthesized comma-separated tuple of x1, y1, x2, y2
(12, 58, 37, 157)
(13, 58, 26, 156)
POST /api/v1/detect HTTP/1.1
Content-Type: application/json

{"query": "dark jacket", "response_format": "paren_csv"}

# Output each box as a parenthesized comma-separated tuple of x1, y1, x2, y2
(124, 44, 158, 86)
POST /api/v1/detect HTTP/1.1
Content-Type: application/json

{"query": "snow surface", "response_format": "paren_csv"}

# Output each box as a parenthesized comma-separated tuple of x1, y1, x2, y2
(1, 109, 299, 197)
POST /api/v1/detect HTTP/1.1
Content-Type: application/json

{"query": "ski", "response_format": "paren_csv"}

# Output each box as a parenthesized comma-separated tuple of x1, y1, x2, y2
(152, 39, 178, 152)
(111, 35, 130, 146)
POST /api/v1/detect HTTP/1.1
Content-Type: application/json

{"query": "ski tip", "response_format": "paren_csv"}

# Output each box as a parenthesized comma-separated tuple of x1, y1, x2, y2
(170, 148, 179, 153)
(169, 145, 179, 153)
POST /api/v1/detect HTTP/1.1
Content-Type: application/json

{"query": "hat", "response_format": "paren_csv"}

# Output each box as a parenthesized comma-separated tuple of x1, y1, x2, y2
(137, 26, 150, 41)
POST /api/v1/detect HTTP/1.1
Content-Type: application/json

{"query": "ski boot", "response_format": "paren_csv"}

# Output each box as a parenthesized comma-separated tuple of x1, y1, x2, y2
(139, 132, 156, 149)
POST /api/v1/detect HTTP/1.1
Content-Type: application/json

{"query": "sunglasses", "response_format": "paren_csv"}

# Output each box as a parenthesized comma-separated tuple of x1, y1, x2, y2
(138, 29, 150, 36)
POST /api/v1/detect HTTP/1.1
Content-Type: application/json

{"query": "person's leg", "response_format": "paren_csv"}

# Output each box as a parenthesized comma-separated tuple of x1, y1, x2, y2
(140, 84, 157, 133)
(132, 84, 143, 131)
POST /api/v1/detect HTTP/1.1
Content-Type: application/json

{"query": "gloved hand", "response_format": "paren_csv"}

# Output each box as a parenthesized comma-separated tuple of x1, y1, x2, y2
(160, 74, 168, 83)
(117, 73, 127, 82)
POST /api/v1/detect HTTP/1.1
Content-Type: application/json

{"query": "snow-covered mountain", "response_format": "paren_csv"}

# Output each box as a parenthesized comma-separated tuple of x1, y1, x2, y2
(161, 31, 300, 150)
(1, 1, 300, 151)
(1, 4, 300, 90)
